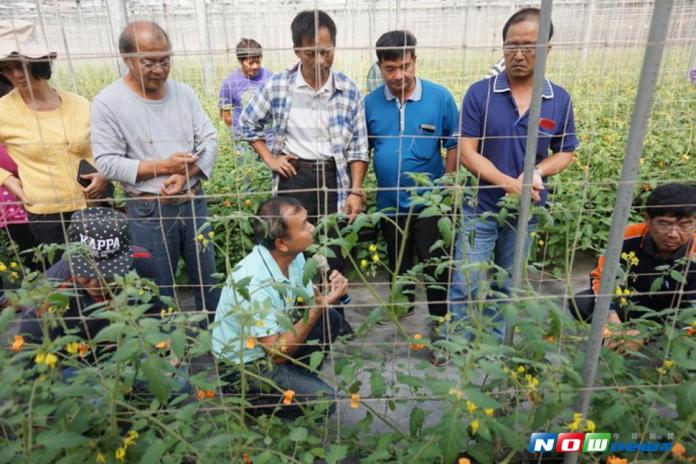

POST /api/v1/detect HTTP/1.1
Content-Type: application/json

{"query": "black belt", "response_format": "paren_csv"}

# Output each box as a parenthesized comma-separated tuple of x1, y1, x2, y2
(285, 155, 336, 171)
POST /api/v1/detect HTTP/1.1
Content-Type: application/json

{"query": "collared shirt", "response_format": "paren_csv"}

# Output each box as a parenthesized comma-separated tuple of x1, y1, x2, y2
(591, 223, 696, 321)
(459, 71, 580, 213)
(365, 78, 459, 212)
(212, 245, 314, 364)
(239, 63, 369, 211)
(0, 89, 94, 214)
(284, 67, 334, 160)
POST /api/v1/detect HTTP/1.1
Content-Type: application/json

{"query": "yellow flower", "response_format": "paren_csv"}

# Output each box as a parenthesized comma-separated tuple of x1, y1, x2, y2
(245, 337, 256, 349)
(10, 271, 18, 281)
(35, 352, 46, 364)
(360, 258, 369, 268)
(516, 365, 526, 374)
(585, 419, 595, 433)
(11, 335, 25, 352)
(244, 199, 253, 207)
(66, 342, 79, 355)
(484, 408, 494, 416)
(368, 243, 377, 252)
(197, 234, 204, 241)
(663, 359, 674, 369)
(682, 154, 690, 162)
(155, 340, 170, 350)
(0, 262, 6, 272)
(615, 286, 623, 296)
(207, 231, 215, 239)
(537, 239, 544, 246)
(525, 374, 540, 389)
(371, 254, 380, 263)
(96, 451, 106, 463)
(466, 400, 477, 414)
(568, 412, 584, 432)
(282, 389, 295, 405)
(115, 446, 126, 461)
(123, 430, 139, 447)
(470, 419, 480, 434)
(44, 353, 58, 368)
(296, 296, 304, 304)
(350, 393, 360, 409)
(9, 261, 17, 268)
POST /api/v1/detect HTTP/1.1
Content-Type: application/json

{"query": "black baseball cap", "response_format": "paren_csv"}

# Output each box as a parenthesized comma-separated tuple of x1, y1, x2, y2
(67, 207, 133, 278)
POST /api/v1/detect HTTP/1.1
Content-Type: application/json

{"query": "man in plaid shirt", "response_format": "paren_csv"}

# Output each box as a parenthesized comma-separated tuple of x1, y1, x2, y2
(239, 9, 368, 336)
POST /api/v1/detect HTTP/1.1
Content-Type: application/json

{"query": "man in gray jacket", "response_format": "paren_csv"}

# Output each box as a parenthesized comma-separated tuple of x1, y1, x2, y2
(91, 20, 220, 317)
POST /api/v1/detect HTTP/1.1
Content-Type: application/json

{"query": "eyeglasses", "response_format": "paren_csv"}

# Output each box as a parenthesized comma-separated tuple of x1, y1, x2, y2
(138, 56, 171, 70)
(502, 44, 537, 55)
(651, 219, 694, 234)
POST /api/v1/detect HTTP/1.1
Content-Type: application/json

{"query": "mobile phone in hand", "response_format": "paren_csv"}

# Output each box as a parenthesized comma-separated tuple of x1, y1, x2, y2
(76, 159, 98, 188)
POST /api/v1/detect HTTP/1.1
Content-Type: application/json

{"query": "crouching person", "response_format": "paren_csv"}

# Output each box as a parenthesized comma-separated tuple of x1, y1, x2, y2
(212, 197, 346, 419)
(570, 182, 695, 350)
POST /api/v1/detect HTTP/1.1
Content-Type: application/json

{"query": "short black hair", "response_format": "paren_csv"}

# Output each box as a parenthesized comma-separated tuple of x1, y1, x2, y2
(645, 183, 696, 219)
(291, 10, 336, 48)
(253, 197, 305, 250)
(375, 30, 416, 63)
(236, 38, 262, 60)
(502, 7, 554, 42)
(118, 21, 171, 54)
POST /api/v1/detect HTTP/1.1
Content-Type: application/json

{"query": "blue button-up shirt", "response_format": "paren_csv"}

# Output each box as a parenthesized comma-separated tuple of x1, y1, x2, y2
(212, 245, 313, 364)
(459, 72, 580, 213)
(239, 64, 369, 211)
(365, 78, 459, 213)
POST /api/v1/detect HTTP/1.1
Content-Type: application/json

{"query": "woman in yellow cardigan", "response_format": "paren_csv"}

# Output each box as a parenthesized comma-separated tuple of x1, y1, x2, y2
(0, 20, 108, 247)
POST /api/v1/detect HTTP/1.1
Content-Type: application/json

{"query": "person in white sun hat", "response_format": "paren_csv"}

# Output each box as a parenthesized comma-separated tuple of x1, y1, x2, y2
(0, 20, 109, 255)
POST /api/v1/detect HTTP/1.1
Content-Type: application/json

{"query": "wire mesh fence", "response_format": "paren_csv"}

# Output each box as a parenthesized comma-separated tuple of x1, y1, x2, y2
(0, 0, 695, 463)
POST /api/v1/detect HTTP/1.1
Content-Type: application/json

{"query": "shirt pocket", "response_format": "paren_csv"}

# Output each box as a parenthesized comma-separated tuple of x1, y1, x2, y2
(408, 125, 439, 161)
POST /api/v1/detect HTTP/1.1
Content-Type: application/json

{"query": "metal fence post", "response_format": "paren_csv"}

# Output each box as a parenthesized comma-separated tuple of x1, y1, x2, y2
(504, 0, 554, 347)
(564, 1, 674, 463)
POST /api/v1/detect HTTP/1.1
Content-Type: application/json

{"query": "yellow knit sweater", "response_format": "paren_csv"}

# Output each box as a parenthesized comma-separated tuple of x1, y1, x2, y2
(0, 88, 95, 214)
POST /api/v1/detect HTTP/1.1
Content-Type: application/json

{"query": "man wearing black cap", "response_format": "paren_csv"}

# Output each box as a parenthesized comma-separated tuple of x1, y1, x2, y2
(17, 207, 162, 342)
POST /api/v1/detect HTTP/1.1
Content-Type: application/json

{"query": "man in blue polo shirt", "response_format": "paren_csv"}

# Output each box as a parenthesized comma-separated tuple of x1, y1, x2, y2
(450, 8, 580, 333)
(364, 30, 459, 331)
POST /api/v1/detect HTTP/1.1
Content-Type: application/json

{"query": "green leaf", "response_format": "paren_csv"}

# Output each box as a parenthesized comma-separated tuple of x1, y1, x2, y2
(409, 407, 426, 438)
(93, 323, 126, 343)
(171, 330, 186, 358)
(308, 351, 323, 372)
(419, 206, 439, 218)
(326, 444, 348, 464)
(463, 387, 501, 409)
(437, 216, 452, 243)
(289, 427, 308, 442)
(111, 342, 141, 362)
(433, 411, 467, 462)
(370, 371, 386, 397)
(676, 381, 696, 419)
(670, 269, 686, 284)
(141, 356, 171, 402)
(302, 256, 318, 286)
(0, 307, 15, 334)
(36, 431, 88, 449)
(140, 439, 167, 464)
